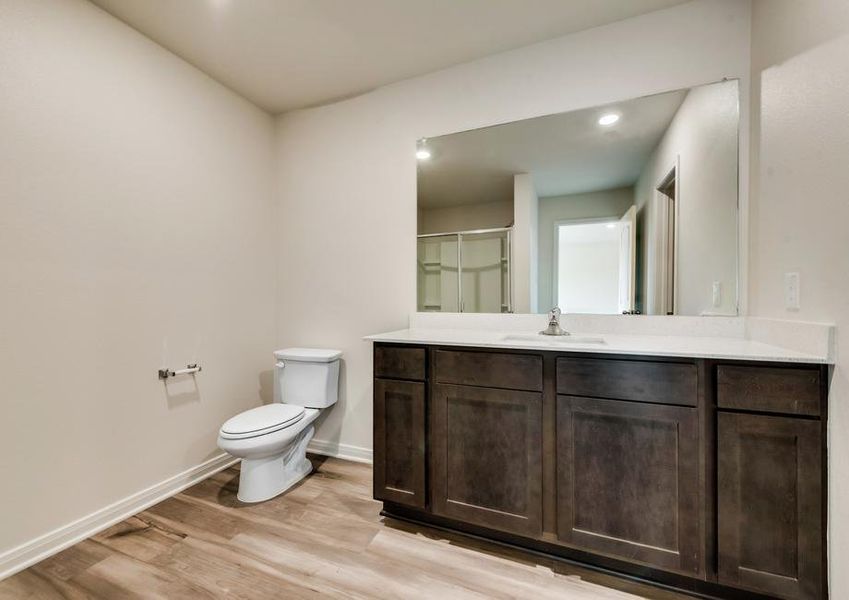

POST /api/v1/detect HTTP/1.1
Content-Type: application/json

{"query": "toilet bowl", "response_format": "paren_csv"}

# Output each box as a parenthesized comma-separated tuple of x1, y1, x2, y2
(217, 347, 341, 503)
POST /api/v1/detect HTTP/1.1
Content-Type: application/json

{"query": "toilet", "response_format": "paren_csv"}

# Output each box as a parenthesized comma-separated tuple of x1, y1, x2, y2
(217, 347, 341, 503)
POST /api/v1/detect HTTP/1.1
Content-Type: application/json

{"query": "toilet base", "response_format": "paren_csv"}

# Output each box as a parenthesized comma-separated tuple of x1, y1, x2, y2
(236, 425, 315, 503)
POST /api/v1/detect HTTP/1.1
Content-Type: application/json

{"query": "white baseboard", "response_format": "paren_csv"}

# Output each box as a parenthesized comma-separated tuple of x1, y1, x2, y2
(308, 438, 373, 464)
(0, 453, 238, 581)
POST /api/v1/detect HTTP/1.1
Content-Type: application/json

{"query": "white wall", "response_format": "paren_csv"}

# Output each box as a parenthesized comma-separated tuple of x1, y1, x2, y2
(749, 0, 849, 594)
(537, 187, 634, 309)
(418, 199, 513, 235)
(512, 174, 539, 313)
(0, 0, 275, 559)
(273, 0, 752, 455)
(634, 80, 740, 316)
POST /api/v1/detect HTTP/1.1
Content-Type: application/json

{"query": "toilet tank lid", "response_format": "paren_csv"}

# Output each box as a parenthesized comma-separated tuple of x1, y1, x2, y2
(274, 347, 342, 363)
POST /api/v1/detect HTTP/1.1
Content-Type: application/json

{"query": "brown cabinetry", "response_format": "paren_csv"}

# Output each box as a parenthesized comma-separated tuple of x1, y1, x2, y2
(717, 412, 823, 600)
(556, 395, 701, 574)
(430, 383, 543, 537)
(372, 344, 829, 600)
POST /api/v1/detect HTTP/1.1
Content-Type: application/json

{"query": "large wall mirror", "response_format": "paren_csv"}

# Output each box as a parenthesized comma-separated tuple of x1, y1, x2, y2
(416, 79, 740, 316)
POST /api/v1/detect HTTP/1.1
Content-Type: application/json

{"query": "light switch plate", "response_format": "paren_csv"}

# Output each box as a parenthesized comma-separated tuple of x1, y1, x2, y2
(784, 272, 800, 310)
(712, 281, 721, 308)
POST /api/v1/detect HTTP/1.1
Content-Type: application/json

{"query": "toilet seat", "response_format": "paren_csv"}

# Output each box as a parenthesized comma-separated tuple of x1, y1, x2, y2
(219, 404, 305, 440)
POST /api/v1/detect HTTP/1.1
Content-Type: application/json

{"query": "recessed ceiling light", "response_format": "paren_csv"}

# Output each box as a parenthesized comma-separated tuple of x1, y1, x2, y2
(598, 113, 620, 126)
(416, 138, 431, 161)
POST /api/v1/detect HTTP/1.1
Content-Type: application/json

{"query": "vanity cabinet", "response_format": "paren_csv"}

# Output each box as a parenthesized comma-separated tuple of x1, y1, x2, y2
(556, 395, 701, 574)
(372, 343, 830, 600)
(716, 364, 826, 600)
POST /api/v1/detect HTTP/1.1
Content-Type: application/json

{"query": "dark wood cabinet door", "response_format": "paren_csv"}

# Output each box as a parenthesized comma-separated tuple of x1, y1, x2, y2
(718, 412, 823, 600)
(373, 378, 426, 508)
(431, 383, 542, 537)
(556, 395, 701, 575)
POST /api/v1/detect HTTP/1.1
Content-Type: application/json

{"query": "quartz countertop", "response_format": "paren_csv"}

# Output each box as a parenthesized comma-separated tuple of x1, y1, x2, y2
(364, 327, 832, 364)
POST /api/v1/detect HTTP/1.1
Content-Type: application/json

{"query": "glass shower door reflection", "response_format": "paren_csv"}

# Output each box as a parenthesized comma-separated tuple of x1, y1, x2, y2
(460, 230, 510, 313)
(417, 235, 458, 312)
(417, 228, 511, 313)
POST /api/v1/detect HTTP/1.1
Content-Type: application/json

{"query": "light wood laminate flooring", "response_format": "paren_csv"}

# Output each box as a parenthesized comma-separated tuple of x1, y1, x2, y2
(0, 456, 694, 599)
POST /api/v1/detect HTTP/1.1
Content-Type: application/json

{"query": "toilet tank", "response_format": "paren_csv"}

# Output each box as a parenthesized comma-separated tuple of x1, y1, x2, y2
(273, 348, 342, 408)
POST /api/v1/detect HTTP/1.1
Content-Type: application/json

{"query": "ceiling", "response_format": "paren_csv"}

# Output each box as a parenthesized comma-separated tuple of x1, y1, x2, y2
(89, 0, 690, 113)
(417, 88, 688, 209)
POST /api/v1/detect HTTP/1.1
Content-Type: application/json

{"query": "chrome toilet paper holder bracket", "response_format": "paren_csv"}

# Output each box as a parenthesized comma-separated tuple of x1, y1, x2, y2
(158, 363, 202, 380)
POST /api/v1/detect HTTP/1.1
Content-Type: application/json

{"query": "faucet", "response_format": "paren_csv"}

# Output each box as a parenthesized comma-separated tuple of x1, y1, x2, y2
(540, 306, 569, 336)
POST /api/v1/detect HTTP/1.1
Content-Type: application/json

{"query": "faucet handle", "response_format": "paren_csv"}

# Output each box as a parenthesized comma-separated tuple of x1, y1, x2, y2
(549, 306, 561, 321)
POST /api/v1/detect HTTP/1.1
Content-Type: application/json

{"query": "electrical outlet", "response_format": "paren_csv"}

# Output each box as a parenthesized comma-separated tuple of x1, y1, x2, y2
(784, 272, 800, 310)
(712, 281, 721, 308)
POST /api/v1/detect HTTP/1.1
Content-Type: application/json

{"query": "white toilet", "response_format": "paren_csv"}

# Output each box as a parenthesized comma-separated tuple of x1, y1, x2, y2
(217, 347, 341, 503)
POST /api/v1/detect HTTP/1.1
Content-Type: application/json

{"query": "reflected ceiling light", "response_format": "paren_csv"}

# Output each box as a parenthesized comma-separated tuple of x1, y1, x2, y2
(598, 113, 620, 126)
(416, 138, 431, 160)
(606, 223, 616, 229)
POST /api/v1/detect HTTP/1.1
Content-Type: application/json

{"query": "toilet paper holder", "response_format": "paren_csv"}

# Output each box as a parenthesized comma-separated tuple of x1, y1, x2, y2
(158, 363, 202, 380)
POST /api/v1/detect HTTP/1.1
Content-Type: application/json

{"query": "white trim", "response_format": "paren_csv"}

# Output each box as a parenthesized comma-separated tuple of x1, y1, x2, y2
(0, 453, 237, 581)
(308, 438, 373, 464)
(655, 156, 680, 315)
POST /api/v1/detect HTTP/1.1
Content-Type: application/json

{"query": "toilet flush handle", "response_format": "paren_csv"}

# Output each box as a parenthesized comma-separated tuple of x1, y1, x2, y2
(276, 361, 286, 369)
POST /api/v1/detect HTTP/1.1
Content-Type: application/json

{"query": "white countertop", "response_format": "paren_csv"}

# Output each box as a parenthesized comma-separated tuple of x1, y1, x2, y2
(365, 328, 831, 364)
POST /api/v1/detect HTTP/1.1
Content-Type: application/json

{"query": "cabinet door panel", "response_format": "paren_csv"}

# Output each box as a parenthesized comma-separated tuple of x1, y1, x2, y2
(718, 412, 822, 600)
(431, 384, 542, 537)
(373, 379, 426, 508)
(556, 396, 701, 574)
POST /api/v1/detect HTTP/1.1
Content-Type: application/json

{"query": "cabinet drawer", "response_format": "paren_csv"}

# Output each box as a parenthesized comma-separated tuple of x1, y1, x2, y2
(374, 345, 426, 381)
(557, 357, 697, 406)
(717, 365, 821, 417)
(435, 349, 542, 392)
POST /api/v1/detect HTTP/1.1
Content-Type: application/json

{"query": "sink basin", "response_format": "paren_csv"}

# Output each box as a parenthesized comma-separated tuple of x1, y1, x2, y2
(500, 333, 606, 345)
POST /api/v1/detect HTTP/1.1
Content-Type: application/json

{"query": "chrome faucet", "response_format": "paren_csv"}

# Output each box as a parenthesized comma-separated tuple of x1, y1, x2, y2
(540, 306, 569, 336)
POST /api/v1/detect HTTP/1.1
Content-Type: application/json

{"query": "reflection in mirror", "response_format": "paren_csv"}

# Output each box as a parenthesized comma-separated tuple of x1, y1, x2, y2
(416, 79, 739, 316)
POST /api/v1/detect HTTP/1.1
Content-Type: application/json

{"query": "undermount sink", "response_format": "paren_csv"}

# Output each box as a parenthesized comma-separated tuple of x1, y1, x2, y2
(500, 333, 606, 345)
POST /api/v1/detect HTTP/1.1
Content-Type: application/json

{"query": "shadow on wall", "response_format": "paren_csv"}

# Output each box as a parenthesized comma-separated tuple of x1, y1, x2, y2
(163, 375, 201, 409)
(258, 369, 274, 405)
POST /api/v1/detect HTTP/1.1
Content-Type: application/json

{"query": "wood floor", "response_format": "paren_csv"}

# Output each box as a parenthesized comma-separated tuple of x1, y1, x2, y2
(0, 456, 694, 599)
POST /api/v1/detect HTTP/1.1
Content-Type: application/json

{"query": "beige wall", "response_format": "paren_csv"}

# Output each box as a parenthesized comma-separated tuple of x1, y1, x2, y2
(749, 0, 849, 594)
(417, 199, 512, 235)
(0, 0, 275, 558)
(635, 80, 739, 316)
(537, 187, 634, 310)
(274, 0, 752, 455)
